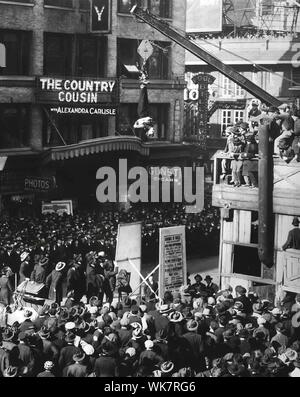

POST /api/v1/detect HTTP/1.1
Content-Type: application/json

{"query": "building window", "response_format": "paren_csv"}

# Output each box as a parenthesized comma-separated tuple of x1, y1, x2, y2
(118, 0, 143, 14)
(118, 0, 171, 18)
(233, 245, 261, 278)
(76, 35, 107, 77)
(234, 110, 245, 124)
(147, 41, 170, 80)
(261, 0, 273, 16)
(0, 30, 30, 75)
(43, 112, 109, 147)
(222, 76, 234, 97)
(235, 84, 245, 98)
(79, 0, 90, 10)
(44, 0, 73, 8)
(222, 75, 245, 98)
(292, 67, 300, 86)
(118, 103, 169, 140)
(221, 109, 232, 136)
(0, 105, 29, 149)
(79, 0, 90, 9)
(149, 0, 172, 18)
(44, 33, 72, 76)
(118, 38, 170, 80)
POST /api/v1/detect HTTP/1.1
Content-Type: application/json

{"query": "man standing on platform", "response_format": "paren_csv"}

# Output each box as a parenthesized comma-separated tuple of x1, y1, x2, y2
(282, 217, 300, 251)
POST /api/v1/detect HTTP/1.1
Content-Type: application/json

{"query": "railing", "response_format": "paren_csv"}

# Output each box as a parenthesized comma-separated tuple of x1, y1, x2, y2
(213, 151, 259, 187)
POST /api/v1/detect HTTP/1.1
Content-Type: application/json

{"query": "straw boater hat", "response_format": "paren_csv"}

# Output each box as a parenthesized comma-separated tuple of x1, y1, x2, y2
(160, 361, 175, 374)
(55, 262, 66, 272)
(44, 361, 54, 371)
(169, 311, 184, 323)
(73, 351, 85, 363)
(126, 347, 136, 357)
(159, 304, 172, 315)
(3, 366, 18, 377)
(39, 256, 49, 267)
(20, 252, 29, 262)
(186, 320, 198, 332)
(2, 328, 15, 342)
(65, 322, 76, 331)
(39, 326, 51, 340)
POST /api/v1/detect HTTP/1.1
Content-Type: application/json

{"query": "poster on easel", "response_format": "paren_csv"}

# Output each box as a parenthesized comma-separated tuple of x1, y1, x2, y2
(159, 226, 187, 300)
(115, 222, 142, 295)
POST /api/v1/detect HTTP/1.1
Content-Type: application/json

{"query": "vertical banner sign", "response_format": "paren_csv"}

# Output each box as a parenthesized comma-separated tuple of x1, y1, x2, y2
(192, 73, 215, 149)
(159, 226, 187, 299)
(91, 0, 111, 33)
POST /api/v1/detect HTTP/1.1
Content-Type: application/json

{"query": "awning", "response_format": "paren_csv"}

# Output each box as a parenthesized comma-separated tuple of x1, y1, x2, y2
(43, 136, 150, 162)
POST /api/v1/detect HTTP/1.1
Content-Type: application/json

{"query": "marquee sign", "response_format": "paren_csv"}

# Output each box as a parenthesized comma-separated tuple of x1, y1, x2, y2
(36, 77, 118, 106)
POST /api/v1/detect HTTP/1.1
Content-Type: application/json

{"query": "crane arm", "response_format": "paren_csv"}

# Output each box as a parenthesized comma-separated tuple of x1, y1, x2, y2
(130, 6, 282, 107)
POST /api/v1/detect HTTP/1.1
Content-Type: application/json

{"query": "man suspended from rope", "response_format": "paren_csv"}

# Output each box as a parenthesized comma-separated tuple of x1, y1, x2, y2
(133, 44, 156, 142)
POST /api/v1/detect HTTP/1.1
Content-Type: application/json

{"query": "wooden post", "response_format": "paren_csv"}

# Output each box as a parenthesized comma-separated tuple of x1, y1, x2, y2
(258, 123, 274, 268)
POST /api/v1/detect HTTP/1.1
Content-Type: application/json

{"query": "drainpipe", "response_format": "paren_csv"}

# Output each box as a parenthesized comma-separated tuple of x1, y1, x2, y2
(258, 123, 274, 268)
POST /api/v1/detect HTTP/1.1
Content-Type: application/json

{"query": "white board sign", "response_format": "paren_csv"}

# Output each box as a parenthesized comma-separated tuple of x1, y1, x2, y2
(138, 40, 154, 61)
(42, 201, 73, 216)
(159, 226, 187, 299)
(51, 200, 73, 215)
(0, 44, 5, 68)
(115, 222, 142, 295)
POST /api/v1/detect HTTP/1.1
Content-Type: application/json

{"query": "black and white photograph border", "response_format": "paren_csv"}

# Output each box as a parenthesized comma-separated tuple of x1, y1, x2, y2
(0, 0, 299, 380)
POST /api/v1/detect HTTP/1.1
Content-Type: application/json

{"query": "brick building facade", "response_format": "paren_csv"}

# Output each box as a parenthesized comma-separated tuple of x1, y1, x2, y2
(0, 0, 201, 214)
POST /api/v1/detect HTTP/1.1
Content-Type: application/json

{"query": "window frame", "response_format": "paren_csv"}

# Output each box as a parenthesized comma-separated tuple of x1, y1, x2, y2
(221, 109, 232, 137)
(0, 29, 31, 76)
(44, 0, 74, 9)
(117, 37, 170, 80)
(117, 0, 172, 19)
(0, 104, 30, 149)
(44, 32, 73, 77)
(76, 34, 107, 78)
(234, 110, 245, 124)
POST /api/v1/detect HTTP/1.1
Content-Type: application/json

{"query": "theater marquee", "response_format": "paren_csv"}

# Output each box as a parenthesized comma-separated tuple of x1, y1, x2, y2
(36, 77, 119, 115)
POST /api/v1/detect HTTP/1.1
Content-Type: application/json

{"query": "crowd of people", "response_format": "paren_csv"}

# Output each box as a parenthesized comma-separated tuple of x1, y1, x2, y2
(196, 30, 299, 41)
(220, 103, 300, 187)
(0, 204, 220, 307)
(0, 276, 300, 377)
